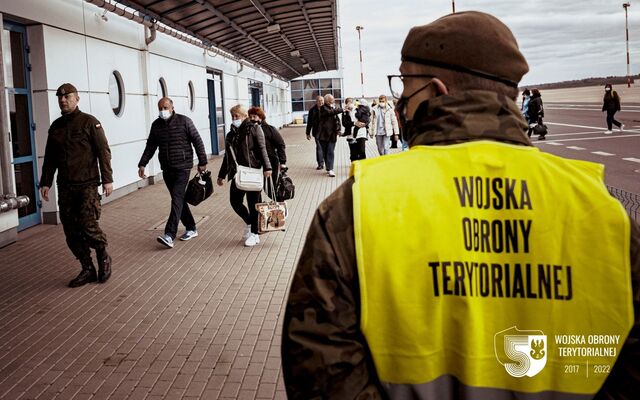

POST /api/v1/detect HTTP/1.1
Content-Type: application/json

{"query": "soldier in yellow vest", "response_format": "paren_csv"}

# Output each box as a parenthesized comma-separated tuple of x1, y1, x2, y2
(282, 11, 640, 400)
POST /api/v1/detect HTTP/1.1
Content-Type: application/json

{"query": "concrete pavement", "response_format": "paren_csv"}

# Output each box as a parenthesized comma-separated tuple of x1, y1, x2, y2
(0, 126, 385, 400)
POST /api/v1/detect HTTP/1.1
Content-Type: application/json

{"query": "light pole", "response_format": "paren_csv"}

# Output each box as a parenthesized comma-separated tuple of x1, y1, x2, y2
(624, 3, 631, 87)
(356, 25, 365, 98)
(452, 1, 456, 13)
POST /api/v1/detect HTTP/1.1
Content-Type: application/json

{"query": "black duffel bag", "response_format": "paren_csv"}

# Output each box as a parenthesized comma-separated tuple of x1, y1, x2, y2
(275, 169, 295, 201)
(185, 170, 213, 206)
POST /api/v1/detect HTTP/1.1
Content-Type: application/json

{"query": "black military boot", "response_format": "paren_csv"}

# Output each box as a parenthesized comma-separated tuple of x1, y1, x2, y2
(97, 248, 112, 283)
(69, 264, 98, 288)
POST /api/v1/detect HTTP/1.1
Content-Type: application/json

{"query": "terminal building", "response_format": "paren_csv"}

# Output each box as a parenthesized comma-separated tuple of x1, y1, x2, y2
(0, 0, 342, 247)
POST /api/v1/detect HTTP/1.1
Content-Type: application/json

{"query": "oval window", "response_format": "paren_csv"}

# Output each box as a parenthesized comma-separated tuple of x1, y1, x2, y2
(109, 71, 124, 116)
(188, 81, 195, 111)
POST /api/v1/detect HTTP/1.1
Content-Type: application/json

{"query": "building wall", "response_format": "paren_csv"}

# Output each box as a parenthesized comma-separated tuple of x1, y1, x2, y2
(0, 0, 293, 245)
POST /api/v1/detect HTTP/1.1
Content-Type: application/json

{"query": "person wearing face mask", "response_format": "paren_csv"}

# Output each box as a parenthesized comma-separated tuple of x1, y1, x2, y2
(602, 83, 624, 134)
(248, 106, 287, 198)
(138, 97, 208, 249)
(217, 105, 272, 247)
(370, 94, 400, 155)
(282, 11, 640, 400)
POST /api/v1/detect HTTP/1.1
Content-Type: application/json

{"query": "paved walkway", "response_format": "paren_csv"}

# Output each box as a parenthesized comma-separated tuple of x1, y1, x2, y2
(0, 126, 391, 400)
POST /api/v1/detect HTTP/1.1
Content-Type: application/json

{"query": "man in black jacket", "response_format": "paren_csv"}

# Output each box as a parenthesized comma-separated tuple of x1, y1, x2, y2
(306, 96, 325, 170)
(138, 97, 208, 248)
(318, 94, 343, 177)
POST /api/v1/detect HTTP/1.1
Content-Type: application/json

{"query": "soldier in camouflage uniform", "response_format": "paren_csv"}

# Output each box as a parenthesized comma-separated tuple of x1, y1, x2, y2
(40, 83, 113, 288)
(282, 12, 640, 399)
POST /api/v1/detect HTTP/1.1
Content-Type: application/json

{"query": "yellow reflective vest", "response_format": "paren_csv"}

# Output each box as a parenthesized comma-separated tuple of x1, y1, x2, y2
(351, 141, 633, 395)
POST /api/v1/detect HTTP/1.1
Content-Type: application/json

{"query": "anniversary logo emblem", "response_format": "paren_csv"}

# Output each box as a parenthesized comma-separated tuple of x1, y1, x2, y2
(495, 326, 547, 378)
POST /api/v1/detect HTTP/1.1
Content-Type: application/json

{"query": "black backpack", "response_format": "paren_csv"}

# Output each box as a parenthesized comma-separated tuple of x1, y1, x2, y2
(275, 170, 295, 201)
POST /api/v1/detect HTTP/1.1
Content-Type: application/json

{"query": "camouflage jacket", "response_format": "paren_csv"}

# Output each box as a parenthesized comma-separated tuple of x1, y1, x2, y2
(282, 91, 640, 399)
(40, 108, 113, 188)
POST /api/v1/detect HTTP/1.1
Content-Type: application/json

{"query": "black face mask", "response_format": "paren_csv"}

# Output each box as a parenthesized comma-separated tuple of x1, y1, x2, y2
(395, 80, 434, 143)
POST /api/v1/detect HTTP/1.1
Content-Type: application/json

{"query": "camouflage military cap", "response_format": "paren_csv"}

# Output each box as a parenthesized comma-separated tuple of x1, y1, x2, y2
(56, 83, 78, 96)
(401, 11, 529, 87)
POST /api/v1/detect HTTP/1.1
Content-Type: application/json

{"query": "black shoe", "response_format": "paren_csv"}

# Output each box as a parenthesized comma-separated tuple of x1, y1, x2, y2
(538, 135, 546, 141)
(97, 251, 112, 283)
(69, 267, 97, 288)
(316, 165, 324, 170)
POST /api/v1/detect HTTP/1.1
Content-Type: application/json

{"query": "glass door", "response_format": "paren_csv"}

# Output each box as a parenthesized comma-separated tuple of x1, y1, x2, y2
(207, 70, 225, 155)
(3, 22, 40, 230)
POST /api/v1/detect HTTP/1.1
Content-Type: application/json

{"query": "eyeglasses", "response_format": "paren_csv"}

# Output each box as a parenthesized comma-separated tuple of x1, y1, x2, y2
(387, 74, 436, 99)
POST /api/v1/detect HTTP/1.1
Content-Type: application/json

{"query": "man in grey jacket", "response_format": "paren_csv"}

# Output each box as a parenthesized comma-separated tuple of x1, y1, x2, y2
(138, 97, 208, 248)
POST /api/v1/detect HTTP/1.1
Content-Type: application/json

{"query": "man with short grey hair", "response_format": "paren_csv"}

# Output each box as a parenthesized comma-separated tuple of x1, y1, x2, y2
(305, 95, 325, 170)
(138, 97, 208, 248)
(317, 94, 343, 177)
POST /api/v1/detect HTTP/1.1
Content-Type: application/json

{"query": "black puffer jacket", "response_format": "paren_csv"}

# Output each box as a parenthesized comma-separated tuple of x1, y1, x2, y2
(218, 119, 272, 181)
(318, 104, 343, 142)
(138, 113, 207, 171)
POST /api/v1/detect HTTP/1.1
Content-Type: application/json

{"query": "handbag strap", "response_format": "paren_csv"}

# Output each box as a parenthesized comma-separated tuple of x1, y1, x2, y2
(228, 127, 255, 169)
(264, 174, 277, 202)
(227, 143, 240, 169)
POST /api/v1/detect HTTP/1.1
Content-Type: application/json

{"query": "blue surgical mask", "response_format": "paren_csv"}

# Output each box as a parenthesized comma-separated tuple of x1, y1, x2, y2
(232, 119, 243, 128)
(159, 110, 172, 120)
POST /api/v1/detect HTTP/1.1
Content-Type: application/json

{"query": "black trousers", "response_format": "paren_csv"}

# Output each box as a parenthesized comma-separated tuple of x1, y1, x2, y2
(58, 185, 107, 266)
(606, 111, 622, 130)
(229, 180, 262, 234)
(163, 169, 196, 239)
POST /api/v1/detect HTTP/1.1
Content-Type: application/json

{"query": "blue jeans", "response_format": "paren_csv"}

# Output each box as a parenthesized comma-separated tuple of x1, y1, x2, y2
(400, 136, 409, 151)
(375, 135, 390, 155)
(319, 140, 336, 171)
(314, 136, 324, 167)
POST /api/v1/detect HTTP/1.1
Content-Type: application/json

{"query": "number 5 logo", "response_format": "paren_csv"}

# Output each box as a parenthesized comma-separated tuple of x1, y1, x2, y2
(494, 326, 547, 377)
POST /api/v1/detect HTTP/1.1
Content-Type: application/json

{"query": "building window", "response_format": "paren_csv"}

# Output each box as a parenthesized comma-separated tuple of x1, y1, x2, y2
(248, 79, 263, 108)
(188, 81, 195, 111)
(109, 71, 124, 117)
(291, 78, 343, 111)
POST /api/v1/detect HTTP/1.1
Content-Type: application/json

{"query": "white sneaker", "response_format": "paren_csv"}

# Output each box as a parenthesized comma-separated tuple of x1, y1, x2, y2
(328, 170, 336, 177)
(242, 224, 251, 240)
(604, 130, 613, 134)
(620, 124, 625, 132)
(244, 233, 260, 247)
(179, 230, 198, 241)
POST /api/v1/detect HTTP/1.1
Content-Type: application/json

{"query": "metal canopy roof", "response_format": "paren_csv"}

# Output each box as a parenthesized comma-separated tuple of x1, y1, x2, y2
(113, 0, 339, 80)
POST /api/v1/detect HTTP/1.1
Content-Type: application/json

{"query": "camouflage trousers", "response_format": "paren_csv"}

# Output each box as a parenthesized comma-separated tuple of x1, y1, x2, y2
(58, 185, 108, 265)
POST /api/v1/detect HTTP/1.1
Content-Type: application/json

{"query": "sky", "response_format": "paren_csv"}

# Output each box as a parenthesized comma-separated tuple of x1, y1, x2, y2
(338, 0, 640, 97)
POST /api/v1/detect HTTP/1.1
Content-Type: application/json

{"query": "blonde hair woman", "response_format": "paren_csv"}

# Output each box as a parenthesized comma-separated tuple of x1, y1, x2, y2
(217, 104, 272, 246)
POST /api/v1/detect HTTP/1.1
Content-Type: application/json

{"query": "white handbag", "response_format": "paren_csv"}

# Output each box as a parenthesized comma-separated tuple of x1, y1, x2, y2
(228, 142, 263, 192)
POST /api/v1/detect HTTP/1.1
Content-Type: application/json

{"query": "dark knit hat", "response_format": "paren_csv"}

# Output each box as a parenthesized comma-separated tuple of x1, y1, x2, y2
(56, 83, 78, 96)
(401, 11, 529, 88)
